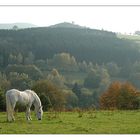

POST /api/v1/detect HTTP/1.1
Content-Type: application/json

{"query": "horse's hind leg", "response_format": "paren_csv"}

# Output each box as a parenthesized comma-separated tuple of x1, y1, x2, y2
(7, 108, 14, 122)
(11, 103, 16, 121)
(7, 111, 13, 122)
(6, 96, 13, 122)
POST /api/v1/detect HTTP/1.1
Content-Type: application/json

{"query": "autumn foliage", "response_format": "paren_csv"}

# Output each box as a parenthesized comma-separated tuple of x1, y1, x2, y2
(100, 81, 140, 110)
(32, 80, 66, 111)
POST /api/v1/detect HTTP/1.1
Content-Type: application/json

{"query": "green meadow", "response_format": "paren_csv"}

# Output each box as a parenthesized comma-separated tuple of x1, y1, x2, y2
(0, 110, 140, 134)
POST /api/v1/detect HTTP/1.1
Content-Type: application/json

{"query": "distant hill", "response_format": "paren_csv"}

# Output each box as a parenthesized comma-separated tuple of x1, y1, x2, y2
(49, 22, 87, 29)
(0, 23, 37, 29)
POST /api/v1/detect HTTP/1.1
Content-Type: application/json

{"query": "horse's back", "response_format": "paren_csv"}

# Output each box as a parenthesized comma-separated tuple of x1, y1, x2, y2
(6, 89, 29, 103)
(6, 89, 35, 104)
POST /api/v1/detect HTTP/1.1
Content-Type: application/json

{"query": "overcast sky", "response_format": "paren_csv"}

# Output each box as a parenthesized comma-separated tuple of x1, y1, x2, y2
(0, 6, 140, 33)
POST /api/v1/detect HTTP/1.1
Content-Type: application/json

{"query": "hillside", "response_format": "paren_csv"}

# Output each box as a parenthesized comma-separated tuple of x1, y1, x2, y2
(0, 22, 139, 67)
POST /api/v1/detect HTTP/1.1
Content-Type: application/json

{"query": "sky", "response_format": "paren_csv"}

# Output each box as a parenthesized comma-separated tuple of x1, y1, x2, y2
(0, 6, 140, 34)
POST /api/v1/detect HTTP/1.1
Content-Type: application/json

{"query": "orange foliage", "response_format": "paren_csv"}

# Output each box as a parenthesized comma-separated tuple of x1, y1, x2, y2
(100, 81, 140, 110)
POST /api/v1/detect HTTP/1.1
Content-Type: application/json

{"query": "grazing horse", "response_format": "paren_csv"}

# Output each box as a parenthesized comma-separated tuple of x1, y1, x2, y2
(6, 89, 43, 122)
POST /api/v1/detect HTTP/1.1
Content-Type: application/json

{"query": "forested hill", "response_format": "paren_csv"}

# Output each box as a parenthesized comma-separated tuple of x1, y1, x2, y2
(0, 22, 139, 67)
(1, 22, 140, 110)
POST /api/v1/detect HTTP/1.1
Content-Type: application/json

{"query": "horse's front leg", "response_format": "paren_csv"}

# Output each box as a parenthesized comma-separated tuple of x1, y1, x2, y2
(26, 107, 31, 121)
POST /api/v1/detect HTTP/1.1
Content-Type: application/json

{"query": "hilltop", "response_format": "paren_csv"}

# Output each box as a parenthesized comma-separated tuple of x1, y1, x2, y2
(49, 22, 86, 29)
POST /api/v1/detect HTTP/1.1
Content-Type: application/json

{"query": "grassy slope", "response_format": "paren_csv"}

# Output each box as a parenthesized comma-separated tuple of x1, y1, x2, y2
(0, 110, 140, 134)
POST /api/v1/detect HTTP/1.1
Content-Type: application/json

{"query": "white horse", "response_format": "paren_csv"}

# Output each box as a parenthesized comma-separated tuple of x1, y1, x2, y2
(6, 89, 43, 122)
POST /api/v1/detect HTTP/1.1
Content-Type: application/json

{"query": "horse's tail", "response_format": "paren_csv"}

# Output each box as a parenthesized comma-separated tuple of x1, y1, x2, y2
(6, 92, 13, 121)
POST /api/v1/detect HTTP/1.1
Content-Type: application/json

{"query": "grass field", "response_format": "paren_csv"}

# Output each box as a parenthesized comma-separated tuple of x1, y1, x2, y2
(0, 110, 140, 134)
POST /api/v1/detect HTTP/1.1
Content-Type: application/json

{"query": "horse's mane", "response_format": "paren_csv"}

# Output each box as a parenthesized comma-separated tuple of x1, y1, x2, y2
(24, 90, 38, 96)
(25, 90, 41, 107)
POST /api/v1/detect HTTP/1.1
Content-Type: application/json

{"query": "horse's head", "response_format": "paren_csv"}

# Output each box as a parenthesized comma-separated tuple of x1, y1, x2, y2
(36, 106, 43, 120)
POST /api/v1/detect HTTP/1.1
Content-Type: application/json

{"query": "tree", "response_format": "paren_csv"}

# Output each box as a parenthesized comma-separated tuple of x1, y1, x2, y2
(0, 72, 10, 91)
(78, 61, 88, 72)
(63, 89, 78, 109)
(129, 73, 140, 88)
(72, 82, 82, 107)
(84, 66, 110, 90)
(84, 69, 101, 89)
(0, 55, 4, 66)
(6, 64, 43, 80)
(17, 53, 23, 64)
(9, 72, 32, 90)
(80, 88, 93, 108)
(24, 52, 35, 65)
(100, 81, 140, 110)
(72, 82, 81, 97)
(72, 83, 95, 108)
(106, 62, 120, 77)
(88, 62, 94, 70)
(100, 81, 121, 109)
(99, 68, 111, 92)
(117, 83, 140, 109)
(35, 59, 46, 70)
(8, 54, 17, 64)
(47, 68, 66, 89)
(12, 25, 18, 30)
(0, 88, 6, 111)
(47, 52, 78, 72)
(32, 80, 66, 111)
